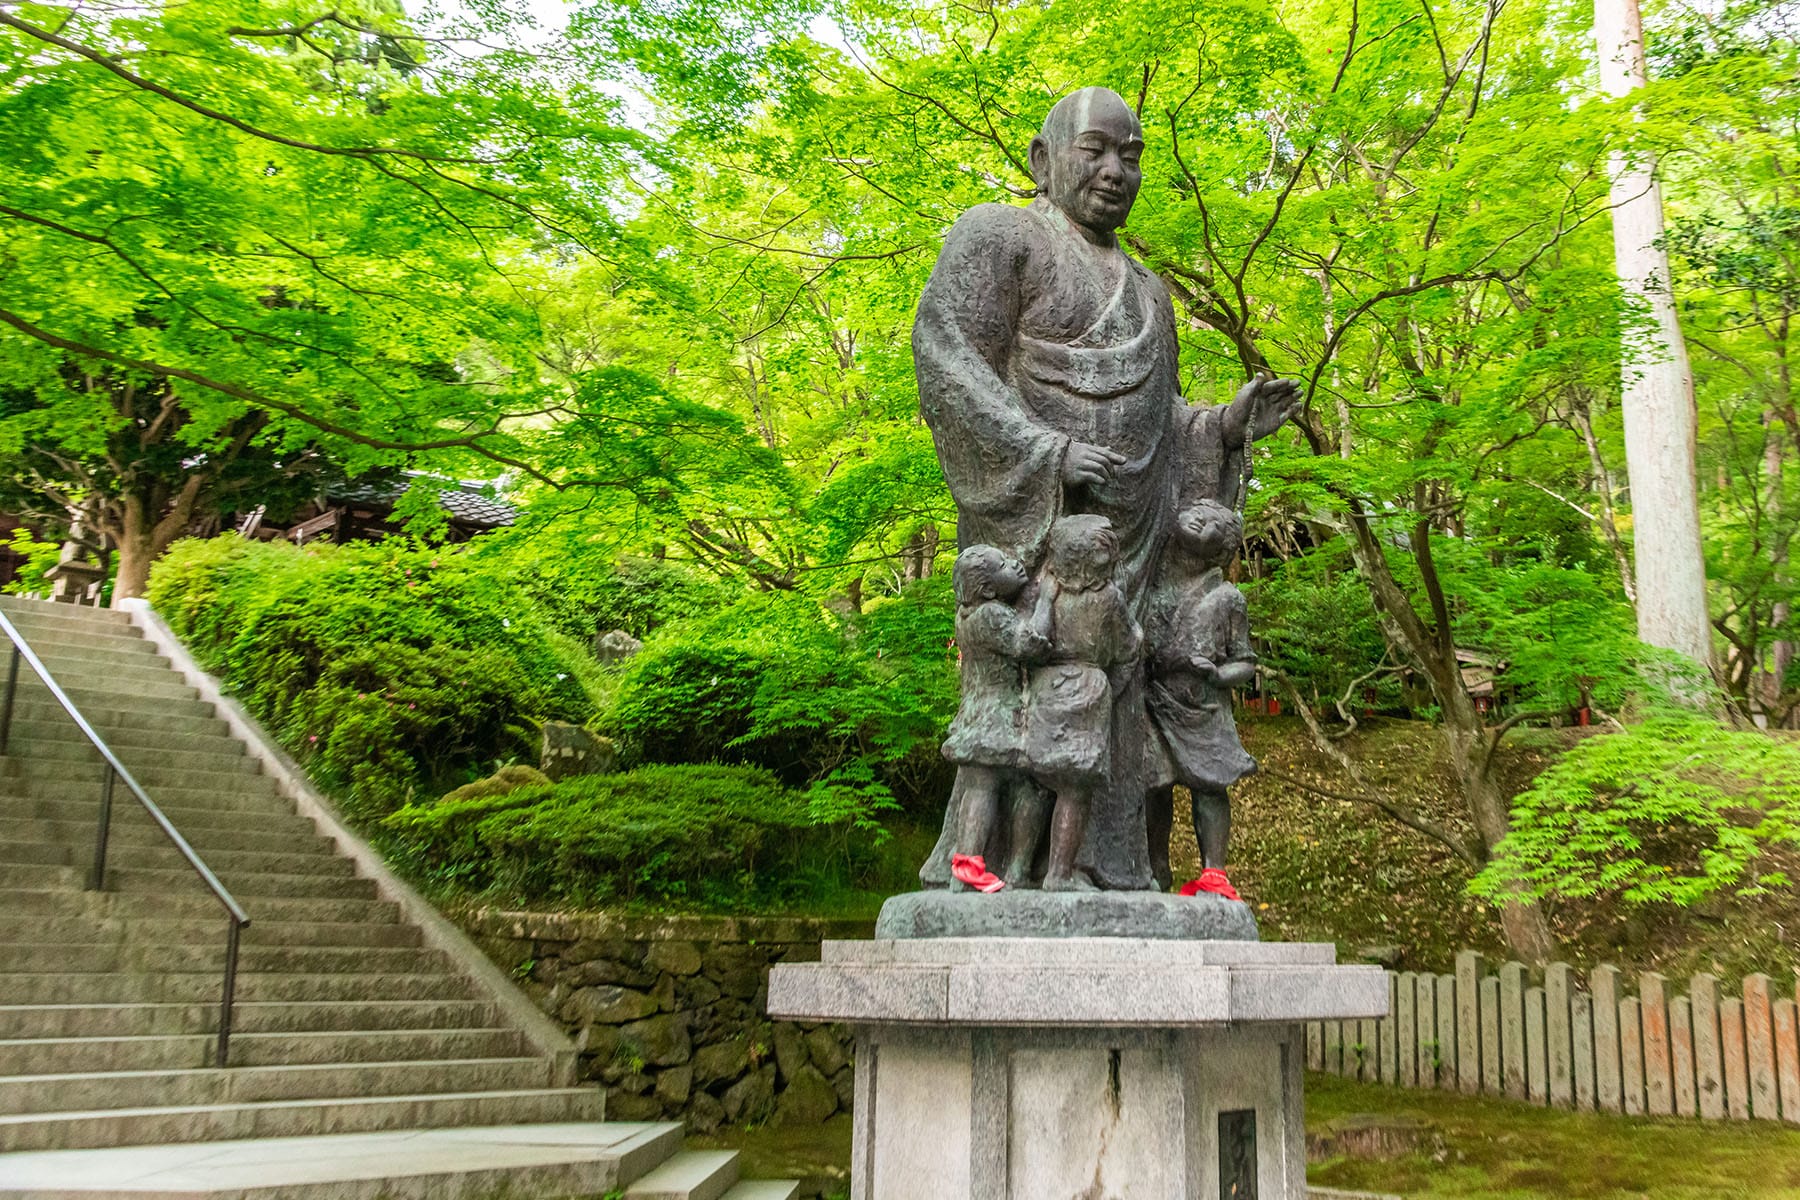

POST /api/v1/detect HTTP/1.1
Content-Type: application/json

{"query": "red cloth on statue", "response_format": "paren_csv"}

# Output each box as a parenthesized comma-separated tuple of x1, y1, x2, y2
(1179, 868, 1240, 902)
(951, 854, 1006, 893)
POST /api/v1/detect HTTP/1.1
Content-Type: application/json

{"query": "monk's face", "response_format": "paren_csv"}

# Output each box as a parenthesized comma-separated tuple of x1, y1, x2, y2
(1030, 92, 1144, 236)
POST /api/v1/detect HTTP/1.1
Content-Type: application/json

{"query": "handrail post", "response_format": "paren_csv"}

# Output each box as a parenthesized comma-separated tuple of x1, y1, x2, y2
(89, 766, 115, 891)
(0, 645, 18, 756)
(216, 918, 242, 1068)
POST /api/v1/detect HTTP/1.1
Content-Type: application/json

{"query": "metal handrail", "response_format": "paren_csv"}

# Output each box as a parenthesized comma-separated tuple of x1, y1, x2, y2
(0, 608, 250, 1067)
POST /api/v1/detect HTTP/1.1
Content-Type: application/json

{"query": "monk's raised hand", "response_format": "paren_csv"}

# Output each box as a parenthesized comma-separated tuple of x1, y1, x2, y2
(1250, 377, 1303, 441)
(1063, 440, 1128, 487)
(1223, 376, 1303, 446)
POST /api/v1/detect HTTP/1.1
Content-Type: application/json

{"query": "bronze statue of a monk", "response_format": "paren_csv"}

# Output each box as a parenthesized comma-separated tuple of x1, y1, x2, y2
(915, 86, 1299, 892)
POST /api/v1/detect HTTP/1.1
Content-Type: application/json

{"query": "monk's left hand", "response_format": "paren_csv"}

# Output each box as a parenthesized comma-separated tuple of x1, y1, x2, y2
(1224, 377, 1303, 446)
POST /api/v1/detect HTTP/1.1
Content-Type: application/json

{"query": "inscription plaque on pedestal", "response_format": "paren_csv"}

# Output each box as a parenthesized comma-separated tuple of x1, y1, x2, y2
(1219, 1108, 1257, 1200)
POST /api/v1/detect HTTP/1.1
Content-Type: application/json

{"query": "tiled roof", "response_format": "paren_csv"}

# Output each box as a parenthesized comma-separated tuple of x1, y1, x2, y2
(328, 474, 516, 528)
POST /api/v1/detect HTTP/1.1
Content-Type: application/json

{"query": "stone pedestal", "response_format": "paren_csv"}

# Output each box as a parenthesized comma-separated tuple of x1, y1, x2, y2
(768, 937, 1388, 1200)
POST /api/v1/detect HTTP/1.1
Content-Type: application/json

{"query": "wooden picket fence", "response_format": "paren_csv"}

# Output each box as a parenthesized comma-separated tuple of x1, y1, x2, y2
(1305, 952, 1800, 1122)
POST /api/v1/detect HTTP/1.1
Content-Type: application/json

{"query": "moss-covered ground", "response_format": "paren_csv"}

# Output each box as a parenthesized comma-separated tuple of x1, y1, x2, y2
(1306, 1073, 1800, 1198)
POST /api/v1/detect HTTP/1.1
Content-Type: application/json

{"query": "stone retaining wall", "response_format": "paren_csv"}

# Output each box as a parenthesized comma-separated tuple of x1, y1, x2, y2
(461, 908, 873, 1131)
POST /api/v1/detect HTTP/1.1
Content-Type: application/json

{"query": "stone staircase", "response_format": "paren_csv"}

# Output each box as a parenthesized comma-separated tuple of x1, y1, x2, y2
(0, 596, 794, 1199)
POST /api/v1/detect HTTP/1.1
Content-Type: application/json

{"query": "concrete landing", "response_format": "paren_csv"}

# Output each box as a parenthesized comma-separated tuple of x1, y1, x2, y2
(0, 1122, 677, 1199)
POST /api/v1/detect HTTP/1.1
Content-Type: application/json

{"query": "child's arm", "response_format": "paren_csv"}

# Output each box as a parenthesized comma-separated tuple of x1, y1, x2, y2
(1025, 576, 1057, 645)
(1213, 585, 1257, 688)
(989, 596, 1053, 663)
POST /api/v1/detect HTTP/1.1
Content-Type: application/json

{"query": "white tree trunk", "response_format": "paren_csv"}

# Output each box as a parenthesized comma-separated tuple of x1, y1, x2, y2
(1595, 0, 1715, 672)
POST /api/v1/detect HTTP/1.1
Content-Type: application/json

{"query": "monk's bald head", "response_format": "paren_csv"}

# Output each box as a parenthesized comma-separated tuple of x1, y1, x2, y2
(1037, 87, 1140, 151)
(1028, 87, 1144, 240)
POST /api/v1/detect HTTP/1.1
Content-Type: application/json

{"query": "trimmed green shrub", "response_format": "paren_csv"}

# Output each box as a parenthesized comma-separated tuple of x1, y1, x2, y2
(598, 578, 959, 811)
(147, 536, 601, 819)
(384, 763, 904, 911)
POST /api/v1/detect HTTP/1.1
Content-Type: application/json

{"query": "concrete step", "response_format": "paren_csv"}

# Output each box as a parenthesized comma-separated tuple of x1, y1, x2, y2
(4, 863, 376, 900)
(4, 698, 228, 739)
(720, 1183, 802, 1200)
(0, 970, 477, 1007)
(2, 942, 446, 979)
(0, 794, 293, 834)
(0, 1086, 606, 1151)
(0, 620, 138, 646)
(0, 1026, 527, 1074)
(0, 787, 284, 828)
(5, 620, 159, 649)
(15, 670, 198, 704)
(18, 642, 167, 676)
(6, 814, 330, 856)
(4, 637, 159, 673)
(0, 1120, 677, 1198)
(3, 627, 145, 658)
(0, 798, 315, 840)
(0, 1057, 555, 1115)
(16, 667, 202, 708)
(623, 1149, 742, 1200)
(0, 595, 133, 618)
(18, 662, 188, 698)
(6, 682, 215, 721)
(3, 716, 246, 760)
(0, 916, 418, 951)
(1, 757, 273, 795)
(4, 734, 252, 774)
(0, 1000, 500, 1040)
(22, 653, 184, 686)
(0, 840, 352, 879)
(0, 888, 401, 926)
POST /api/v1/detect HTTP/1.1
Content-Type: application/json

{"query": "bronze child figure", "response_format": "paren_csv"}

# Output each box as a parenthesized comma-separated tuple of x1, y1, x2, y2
(1023, 515, 1142, 892)
(1145, 499, 1258, 900)
(943, 545, 1054, 892)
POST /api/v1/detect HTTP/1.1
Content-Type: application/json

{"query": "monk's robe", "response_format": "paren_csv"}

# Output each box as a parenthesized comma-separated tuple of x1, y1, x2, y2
(914, 198, 1242, 891)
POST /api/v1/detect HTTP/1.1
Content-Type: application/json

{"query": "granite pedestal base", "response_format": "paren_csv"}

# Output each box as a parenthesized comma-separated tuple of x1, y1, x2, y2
(768, 938, 1389, 1200)
(876, 889, 1259, 941)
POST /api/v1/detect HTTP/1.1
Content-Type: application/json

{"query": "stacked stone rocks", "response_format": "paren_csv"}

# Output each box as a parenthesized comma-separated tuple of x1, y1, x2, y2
(465, 910, 868, 1131)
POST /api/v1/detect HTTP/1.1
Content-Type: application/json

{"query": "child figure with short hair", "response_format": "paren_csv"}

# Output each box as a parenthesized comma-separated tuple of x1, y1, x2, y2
(1145, 500, 1257, 900)
(943, 544, 1054, 892)
(1022, 514, 1142, 892)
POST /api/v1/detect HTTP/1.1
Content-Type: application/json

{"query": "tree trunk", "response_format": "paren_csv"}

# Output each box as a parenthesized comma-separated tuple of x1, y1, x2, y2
(1334, 500, 1558, 962)
(110, 475, 205, 605)
(1573, 396, 1637, 603)
(1595, 0, 1714, 673)
(1442, 707, 1558, 964)
(111, 496, 155, 604)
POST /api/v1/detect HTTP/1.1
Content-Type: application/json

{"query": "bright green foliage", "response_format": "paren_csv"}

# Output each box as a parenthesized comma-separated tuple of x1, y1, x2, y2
(600, 578, 958, 810)
(1247, 548, 1394, 709)
(1, 528, 61, 597)
(384, 763, 904, 910)
(469, 532, 731, 645)
(1476, 719, 1800, 906)
(1437, 547, 1643, 714)
(0, 0, 630, 591)
(146, 537, 599, 818)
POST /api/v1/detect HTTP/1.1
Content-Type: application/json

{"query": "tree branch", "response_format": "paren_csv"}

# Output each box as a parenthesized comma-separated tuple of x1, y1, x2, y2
(0, 12, 496, 165)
